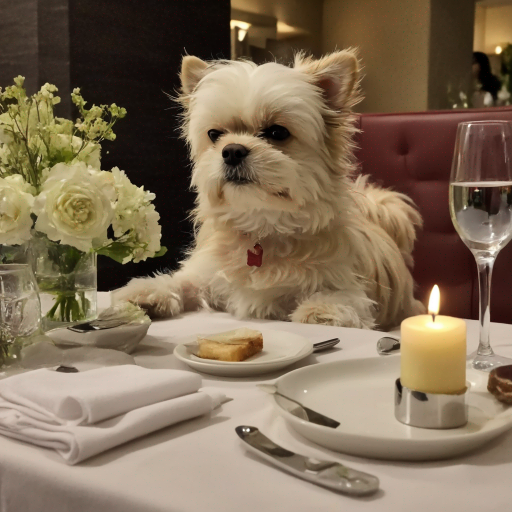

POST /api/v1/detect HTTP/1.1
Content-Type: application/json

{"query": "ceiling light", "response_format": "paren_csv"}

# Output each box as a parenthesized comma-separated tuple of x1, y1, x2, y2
(496, 45, 503, 55)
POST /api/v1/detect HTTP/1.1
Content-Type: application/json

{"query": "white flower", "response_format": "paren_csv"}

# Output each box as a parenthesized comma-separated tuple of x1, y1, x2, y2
(131, 203, 162, 263)
(111, 167, 150, 236)
(88, 168, 117, 202)
(0, 144, 9, 165)
(47, 134, 102, 170)
(33, 162, 114, 251)
(0, 175, 35, 245)
(111, 167, 162, 262)
(0, 112, 13, 144)
(77, 142, 101, 169)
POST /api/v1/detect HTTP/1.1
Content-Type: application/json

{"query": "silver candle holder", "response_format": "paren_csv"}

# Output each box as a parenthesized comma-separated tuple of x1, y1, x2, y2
(394, 379, 469, 429)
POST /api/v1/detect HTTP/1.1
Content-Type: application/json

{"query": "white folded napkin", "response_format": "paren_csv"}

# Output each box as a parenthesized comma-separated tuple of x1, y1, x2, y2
(0, 365, 225, 464)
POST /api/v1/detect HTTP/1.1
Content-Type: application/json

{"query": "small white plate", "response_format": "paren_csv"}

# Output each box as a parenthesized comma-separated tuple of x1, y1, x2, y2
(173, 329, 313, 377)
(272, 356, 512, 461)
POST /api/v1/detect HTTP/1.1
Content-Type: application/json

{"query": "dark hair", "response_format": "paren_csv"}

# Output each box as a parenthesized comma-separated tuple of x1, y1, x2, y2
(473, 51, 501, 100)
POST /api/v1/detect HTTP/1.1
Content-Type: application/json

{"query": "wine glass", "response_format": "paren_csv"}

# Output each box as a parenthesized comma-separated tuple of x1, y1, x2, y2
(449, 121, 512, 371)
(0, 264, 42, 367)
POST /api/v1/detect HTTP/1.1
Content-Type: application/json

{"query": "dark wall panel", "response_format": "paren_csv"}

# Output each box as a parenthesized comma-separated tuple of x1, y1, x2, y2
(0, 0, 230, 290)
(67, 0, 230, 290)
(0, 0, 39, 94)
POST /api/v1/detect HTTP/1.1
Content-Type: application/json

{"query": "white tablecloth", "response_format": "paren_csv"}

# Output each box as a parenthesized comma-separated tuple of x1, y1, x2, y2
(1, 293, 512, 512)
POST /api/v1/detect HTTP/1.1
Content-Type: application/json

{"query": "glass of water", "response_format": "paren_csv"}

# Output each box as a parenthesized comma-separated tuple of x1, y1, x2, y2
(450, 121, 512, 371)
(0, 264, 42, 367)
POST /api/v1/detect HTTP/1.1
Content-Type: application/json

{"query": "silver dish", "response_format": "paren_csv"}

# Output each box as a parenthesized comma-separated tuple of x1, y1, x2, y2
(395, 378, 469, 429)
(46, 303, 150, 353)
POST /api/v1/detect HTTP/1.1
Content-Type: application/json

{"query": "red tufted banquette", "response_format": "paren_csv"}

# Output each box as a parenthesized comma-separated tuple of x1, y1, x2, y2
(354, 107, 512, 324)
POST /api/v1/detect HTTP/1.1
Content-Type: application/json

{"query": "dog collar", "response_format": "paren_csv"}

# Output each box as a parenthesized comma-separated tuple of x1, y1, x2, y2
(238, 231, 263, 267)
(247, 243, 263, 267)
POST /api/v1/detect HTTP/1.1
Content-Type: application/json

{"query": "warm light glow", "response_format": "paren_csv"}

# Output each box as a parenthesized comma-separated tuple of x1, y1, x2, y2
(277, 21, 297, 34)
(230, 20, 251, 31)
(496, 46, 503, 55)
(231, 20, 251, 42)
(428, 285, 440, 316)
(276, 21, 308, 38)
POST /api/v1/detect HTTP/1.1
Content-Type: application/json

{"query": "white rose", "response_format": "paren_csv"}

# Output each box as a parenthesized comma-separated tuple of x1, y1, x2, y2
(88, 168, 117, 202)
(33, 162, 114, 251)
(0, 175, 35, 245)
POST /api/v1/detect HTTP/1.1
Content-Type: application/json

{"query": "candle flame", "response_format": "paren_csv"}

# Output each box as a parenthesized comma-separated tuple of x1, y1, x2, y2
(428, 285, 440, 317)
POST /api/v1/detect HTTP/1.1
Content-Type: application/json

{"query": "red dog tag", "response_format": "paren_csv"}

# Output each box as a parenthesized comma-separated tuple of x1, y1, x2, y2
(247, 243, 263, 267)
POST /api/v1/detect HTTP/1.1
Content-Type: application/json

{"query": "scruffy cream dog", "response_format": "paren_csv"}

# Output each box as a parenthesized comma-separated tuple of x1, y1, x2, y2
(113, 50, 424, 329)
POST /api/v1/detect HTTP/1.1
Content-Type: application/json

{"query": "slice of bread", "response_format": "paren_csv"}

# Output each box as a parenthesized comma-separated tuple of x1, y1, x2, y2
(196, 328, 263, 362)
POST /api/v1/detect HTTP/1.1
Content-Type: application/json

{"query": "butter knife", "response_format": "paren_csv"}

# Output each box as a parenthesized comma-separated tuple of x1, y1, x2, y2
(312, 338, 340, 352)
(236, 426, 379, 496)
(258, 384, 340, 429)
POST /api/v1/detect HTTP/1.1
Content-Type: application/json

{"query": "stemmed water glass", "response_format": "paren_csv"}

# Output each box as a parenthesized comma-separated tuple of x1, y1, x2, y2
(0, 264, 42, 367)
(449, 121, 512, 371)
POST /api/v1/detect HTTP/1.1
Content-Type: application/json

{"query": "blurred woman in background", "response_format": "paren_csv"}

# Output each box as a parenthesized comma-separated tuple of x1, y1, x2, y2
(472, 51, 501, 107)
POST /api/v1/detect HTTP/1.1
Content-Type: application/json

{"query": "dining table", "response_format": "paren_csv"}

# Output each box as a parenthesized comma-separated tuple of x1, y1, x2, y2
(1, 292, 512, 512)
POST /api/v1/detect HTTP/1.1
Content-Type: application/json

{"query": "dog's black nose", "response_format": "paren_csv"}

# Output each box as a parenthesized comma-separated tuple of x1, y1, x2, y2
(222, 144, 249, 167)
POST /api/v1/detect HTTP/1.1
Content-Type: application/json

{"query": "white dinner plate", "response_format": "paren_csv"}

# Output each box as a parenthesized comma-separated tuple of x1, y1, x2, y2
(272, 356, 512, 461)
(173, 329, 313, 377)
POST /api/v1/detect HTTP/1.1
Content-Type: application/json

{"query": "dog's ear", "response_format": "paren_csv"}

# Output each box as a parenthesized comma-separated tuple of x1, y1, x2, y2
(181, 56, 209, 95)
(294, 50, 360, 110)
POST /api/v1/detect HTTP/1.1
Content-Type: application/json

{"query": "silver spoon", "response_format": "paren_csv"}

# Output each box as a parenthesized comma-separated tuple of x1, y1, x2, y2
(236, 426, 380, 496)
(258, 383, 340, 428)
(377, 336, 400, 356)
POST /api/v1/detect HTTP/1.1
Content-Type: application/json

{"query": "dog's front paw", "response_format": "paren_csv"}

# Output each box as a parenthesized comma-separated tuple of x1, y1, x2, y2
(291, 302, 375, 330)
(111, 274, 183, 319)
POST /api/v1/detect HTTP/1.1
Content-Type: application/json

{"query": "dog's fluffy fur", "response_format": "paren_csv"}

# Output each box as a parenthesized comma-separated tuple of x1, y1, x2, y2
(112, 50, 425, 329)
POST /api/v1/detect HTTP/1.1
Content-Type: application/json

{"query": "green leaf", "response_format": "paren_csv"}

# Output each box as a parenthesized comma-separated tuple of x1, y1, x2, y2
(154, 246, 167, 258)
(96, 243, 134, 264)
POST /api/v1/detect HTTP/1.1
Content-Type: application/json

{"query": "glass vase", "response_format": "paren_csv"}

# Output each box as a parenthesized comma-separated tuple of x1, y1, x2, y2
(30, 235, 97, 330)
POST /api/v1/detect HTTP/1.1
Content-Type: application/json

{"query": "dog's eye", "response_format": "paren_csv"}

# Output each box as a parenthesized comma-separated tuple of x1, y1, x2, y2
(208, 129, 223, 143)
(263, 125, 290, 141)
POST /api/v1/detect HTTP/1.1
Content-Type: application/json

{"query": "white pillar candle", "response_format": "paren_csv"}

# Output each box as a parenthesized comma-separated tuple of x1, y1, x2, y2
(400, 286, 467, 394)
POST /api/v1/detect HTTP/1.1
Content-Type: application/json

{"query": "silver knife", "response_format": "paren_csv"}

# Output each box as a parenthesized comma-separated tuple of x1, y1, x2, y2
(236, 426, 380, 496)
(257, 384, 340, 429)
(312, 338, 340, 352)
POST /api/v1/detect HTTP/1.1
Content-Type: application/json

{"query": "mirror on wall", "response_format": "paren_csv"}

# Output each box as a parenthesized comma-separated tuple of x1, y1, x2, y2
(473, 1, 512, 109)
(231, 0, 512, 113)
